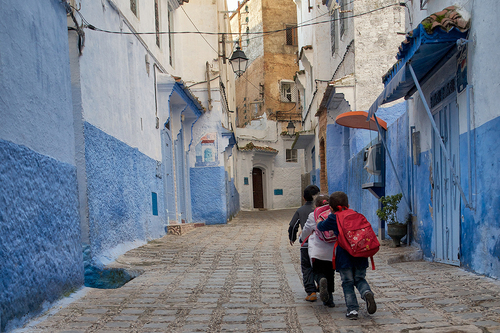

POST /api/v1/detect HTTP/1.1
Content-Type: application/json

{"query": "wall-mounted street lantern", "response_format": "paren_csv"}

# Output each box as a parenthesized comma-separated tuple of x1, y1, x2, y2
(229, 44, 249, 77)
(287, 121, 296, 136)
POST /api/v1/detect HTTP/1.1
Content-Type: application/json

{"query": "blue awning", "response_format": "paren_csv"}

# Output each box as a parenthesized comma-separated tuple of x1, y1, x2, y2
(368, 24, 468, 118)
(221, 128, 236, 147)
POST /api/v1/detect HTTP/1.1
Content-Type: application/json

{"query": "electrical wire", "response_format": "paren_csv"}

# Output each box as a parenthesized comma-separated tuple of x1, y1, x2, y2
(66, 1, 398, 122)
(181, 6, 219, 55)
(76, 2, 401, 40)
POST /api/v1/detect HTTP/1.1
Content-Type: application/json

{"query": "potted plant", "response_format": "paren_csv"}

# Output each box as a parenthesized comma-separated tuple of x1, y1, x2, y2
(376, 193, 407, 247)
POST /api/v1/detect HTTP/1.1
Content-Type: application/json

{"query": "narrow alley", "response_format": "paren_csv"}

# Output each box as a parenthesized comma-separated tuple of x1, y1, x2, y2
(18, 210, 500, 333)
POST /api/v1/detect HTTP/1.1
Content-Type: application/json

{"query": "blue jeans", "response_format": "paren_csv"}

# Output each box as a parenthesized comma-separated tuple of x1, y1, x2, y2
(338, 267, 371, 312)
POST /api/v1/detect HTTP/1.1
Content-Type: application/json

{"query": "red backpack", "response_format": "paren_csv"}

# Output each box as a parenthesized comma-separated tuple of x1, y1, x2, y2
(314, 205, 337, 243)
(334, 207, 380, 270)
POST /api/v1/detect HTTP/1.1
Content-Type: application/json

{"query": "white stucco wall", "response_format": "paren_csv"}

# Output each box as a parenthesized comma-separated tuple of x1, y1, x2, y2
(236, 119, 303, 210)
(404, 0, 499, 131)
(229, 0, 263, 66)
(78, 0, 169, 161)
(0, 1, 75, 165)
(175, 2, 221, 81)
(353, 1, 405, 111)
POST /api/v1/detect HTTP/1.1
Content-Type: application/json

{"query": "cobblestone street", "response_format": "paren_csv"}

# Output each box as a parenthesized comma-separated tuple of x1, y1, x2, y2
(18, 210, 500, 333)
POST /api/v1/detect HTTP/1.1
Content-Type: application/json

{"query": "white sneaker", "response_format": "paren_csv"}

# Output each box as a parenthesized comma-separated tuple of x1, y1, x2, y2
(346, 310, 358, 320)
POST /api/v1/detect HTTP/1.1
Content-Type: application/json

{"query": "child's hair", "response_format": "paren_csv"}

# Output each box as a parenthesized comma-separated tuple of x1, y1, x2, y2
(329, 191, 349, 212)
(303, 185, 320, 202)
(314, 194, 330, 208)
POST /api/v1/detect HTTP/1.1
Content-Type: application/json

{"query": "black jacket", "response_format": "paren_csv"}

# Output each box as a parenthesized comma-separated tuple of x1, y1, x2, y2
(288, 201, 315, 246)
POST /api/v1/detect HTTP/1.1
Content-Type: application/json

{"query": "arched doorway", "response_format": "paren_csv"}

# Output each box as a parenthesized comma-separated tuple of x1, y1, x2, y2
(252, 167, 264, 208)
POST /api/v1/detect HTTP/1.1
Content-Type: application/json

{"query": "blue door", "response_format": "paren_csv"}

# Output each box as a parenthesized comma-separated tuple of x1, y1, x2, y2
(432, 97, 460, 266)
(161, 129, 176, 224)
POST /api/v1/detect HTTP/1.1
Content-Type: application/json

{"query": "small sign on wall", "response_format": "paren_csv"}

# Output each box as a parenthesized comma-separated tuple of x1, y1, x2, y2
(244, 177, 249, 185)
(274, 189, 283, 195)
(152, 192, 158, 216)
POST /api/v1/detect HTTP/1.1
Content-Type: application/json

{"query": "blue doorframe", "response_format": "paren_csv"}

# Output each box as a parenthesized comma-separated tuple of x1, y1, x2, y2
(161, 128, 176, 224)
(175, 130, 186, 223)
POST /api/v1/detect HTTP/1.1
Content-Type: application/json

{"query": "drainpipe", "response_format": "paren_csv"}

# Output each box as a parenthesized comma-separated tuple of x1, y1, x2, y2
(466, 85, 474, 209)
(409, 125, 416, 245)
(373, 114, 413, 215)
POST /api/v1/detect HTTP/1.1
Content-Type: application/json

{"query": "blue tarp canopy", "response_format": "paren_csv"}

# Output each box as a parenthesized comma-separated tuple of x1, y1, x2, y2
(368, 24, 468, 118)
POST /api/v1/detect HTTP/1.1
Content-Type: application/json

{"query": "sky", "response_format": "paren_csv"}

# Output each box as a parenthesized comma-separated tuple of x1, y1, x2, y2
(226, 0, 239, 11)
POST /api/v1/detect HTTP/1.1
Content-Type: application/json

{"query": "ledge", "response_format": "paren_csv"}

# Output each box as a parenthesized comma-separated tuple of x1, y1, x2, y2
(379, 241, 424, 264)
(167, 222, 205, 235)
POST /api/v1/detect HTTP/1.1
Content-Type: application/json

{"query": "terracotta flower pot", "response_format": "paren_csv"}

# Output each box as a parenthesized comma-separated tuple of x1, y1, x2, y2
(387, 223, 407, 248)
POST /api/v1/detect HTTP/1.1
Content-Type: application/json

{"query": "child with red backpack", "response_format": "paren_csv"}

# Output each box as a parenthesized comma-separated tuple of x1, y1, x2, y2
(299, 195, 336, 308)
(317, 191, 378, 320)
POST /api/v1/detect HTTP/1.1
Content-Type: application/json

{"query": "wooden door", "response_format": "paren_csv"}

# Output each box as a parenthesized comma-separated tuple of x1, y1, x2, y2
(252, 168, 264, 208)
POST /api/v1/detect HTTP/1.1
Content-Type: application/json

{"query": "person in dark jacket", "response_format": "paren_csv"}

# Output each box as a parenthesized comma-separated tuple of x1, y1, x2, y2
(288, 185, 320, 301)
(317, 191, 377, 319)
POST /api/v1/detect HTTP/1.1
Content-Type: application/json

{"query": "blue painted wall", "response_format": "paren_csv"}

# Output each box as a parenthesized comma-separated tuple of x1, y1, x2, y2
(325, 102, 409, 238)
(0, 140, 83, 331)
(190, 166, 227, 225)
(411, 151, 434, 259)
(460, 115, 500, 278)
(384, 112, 410, 222)
(84, 123, 165, 268)
(327, 124, 349, 193)
(345, 147, 380, 233)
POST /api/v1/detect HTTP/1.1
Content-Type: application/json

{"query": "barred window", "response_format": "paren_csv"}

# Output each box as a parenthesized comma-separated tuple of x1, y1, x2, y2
(330, 10, 336, 55)
(339, 0, 346, 37)
(168, 6, 174, 66)
(285, 25, 297, 46)
(286, 149, 298, 163)
(280, 81, 296, 103)
(154, 0, 160, 47)
(130, 0, 137, 16)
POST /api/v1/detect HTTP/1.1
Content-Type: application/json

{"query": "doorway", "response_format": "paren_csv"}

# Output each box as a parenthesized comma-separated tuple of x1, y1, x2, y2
(252, 167, 264, 209)
(432, 96, 460, 266)
(161, 128, 176, 224)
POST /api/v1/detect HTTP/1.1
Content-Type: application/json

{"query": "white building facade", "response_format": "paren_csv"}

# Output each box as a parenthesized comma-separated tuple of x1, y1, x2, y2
(230, 0, 304, 211)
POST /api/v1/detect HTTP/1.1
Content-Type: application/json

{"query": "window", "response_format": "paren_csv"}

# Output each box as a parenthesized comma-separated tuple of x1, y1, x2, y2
(286, 149, 298, 163)
(280, 80, 296, 103)
(330, 10, 336, 55)
(339, 0, 346, 37)
(168, 6, 174, 66)
(130, 0, 137, 17)
(154, 0, 160, 47)
(285, 25, 297, 46)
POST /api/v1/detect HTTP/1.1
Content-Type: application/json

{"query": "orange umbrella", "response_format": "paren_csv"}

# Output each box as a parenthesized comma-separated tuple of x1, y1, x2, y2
(335, 111, 387, 131)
